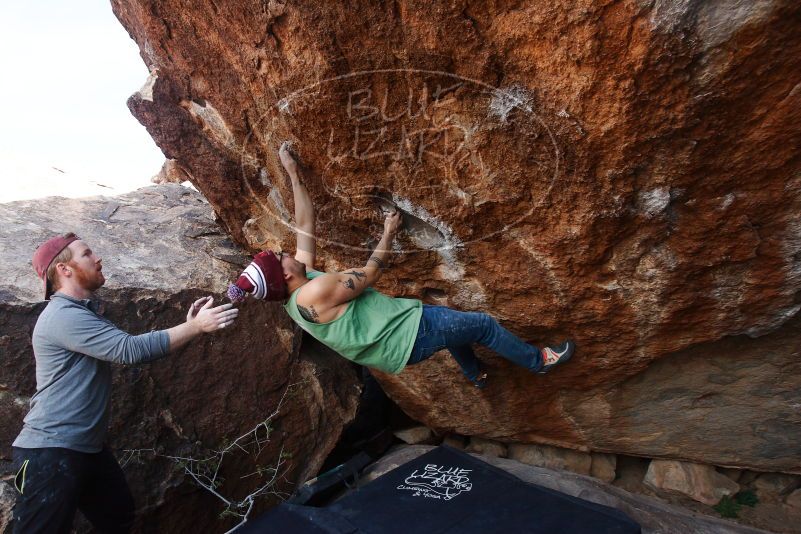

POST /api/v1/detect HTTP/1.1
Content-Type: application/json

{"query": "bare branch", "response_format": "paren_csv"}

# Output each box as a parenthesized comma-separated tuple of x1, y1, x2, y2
(121, 379, 306, 530)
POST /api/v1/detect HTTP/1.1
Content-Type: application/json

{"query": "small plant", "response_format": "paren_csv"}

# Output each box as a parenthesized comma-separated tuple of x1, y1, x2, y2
(713, 495, 741, 518)
(119, 380, 306, 532)
(735, 489, 758, 507)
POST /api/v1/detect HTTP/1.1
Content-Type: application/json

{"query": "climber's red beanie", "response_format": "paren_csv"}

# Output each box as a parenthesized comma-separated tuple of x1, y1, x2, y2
(227, 251, 287, 303)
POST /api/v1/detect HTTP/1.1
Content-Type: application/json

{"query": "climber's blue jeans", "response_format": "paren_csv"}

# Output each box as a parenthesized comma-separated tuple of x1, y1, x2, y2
(406, 305, 543, 380)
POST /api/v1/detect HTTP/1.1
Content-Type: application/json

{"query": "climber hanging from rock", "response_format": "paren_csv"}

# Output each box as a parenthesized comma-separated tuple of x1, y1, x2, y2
(227, 142, 574, 388)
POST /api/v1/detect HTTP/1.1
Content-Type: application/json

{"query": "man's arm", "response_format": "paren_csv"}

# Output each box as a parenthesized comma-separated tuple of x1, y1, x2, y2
(54, 297, 238, 364)
(307, 210, 403, 306)
(165, 296, 239, 352)
(280, 143, 316, 268)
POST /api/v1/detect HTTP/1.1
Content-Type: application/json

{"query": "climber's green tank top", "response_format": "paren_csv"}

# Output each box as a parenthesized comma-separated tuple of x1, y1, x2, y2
(283, 271, 422, 374)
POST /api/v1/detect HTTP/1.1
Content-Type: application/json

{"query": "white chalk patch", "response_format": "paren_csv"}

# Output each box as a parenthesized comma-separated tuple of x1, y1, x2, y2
(452, 278, 488, 308)
(182, 100, 237, 151)
(137, 70, 158, 102)
(638, 187, 671, 218)
(489, 86, 534, 123)
(268, 186, 291, 223)
(646, 0, 694, 34)
(143, 39, 158, 70)
(695, 0, 775, 52)
(391, 195, 462, 252)
(646, 0, 774, 49)
(646, 0, 777, 83)
(718, 193, 735, 210)
(434, 262, 465, 282)
(597, 280, 622, 291)
(745, 304, 801, 338)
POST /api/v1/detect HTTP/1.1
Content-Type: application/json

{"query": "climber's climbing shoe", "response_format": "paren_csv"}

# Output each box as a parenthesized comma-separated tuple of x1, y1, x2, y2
(536, 340, 575, 374)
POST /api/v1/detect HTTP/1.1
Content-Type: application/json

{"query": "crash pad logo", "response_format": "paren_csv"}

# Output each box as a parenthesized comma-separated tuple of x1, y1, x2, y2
(397, 463, 473, 501)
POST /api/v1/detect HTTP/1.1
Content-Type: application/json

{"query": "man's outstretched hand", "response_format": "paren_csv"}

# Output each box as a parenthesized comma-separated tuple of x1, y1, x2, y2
(167, 296, 240, 352)
(187, 296, 239, 333)
(187, 296, 210, 320)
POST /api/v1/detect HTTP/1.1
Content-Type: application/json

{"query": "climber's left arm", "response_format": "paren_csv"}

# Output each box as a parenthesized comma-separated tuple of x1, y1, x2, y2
(291, 171, 316, 269)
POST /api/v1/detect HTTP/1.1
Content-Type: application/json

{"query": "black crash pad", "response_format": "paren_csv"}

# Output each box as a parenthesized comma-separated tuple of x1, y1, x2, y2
(240, 445, 641, 533)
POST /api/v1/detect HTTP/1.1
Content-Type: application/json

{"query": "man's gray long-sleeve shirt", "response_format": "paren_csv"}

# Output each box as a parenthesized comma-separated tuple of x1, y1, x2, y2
(13, 292, 170, 453)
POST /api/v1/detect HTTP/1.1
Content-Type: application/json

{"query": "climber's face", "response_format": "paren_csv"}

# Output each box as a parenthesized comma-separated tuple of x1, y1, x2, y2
(277, 250, 306, 279)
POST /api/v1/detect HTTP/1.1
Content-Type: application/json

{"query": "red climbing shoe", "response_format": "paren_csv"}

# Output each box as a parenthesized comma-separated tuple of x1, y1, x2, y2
(536, 340, 575, 374)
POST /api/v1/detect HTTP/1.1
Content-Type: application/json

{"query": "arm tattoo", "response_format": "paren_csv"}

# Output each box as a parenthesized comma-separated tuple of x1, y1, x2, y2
(343, 270, 367, 283)
(340, 278, 356, 290)
(297, 304, 320, 323)
(368, 256, 385, 269)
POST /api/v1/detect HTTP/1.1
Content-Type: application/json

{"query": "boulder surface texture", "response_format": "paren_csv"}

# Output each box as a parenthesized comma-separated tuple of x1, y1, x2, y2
(111, 1, 801, 472)
(0, 185, 360, 533)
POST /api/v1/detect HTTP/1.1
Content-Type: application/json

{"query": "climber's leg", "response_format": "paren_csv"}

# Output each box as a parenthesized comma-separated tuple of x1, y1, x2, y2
(444, 309, 543, 372)
(407, 306, 485, 384)
(447, 345, 488, 388)
(460, 312, 574, 373)
(408, 305, 544, 374)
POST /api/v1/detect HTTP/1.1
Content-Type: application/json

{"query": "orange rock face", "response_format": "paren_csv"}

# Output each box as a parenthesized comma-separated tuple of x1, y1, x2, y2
(112, 1, 801, 471)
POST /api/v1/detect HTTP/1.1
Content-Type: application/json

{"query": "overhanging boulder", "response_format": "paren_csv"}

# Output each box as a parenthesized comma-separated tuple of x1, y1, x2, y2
(111, 1, 801, 472)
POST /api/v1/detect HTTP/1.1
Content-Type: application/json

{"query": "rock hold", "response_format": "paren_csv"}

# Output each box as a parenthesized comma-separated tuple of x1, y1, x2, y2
(644, 459, 740, 506)
(394, 426, 434, 445)
(507, 443, 592, 476)
(591, 452, 618, 483)
(786, 488, 801, 509)
(753, 473, 801, 499)
(465, 437, 507, 458)
(151, 159, 192, 185)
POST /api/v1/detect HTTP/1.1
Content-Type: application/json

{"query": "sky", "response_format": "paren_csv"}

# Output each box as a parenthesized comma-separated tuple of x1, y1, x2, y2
(0, 1, 163, 203)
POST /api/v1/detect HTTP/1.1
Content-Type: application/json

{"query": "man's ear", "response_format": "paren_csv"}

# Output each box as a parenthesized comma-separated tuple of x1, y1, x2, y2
(53, 262, 72, 289)
(57, 262, 72, 278)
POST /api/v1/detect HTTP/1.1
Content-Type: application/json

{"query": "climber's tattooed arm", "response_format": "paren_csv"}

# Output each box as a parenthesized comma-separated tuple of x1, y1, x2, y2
(368, 256, 384, 269)
(297, 304, 320, 323)
(343, 270, 367, 284)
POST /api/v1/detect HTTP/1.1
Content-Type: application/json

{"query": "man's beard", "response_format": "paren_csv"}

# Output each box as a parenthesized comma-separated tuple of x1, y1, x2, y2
(69, 261, 105, 292)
